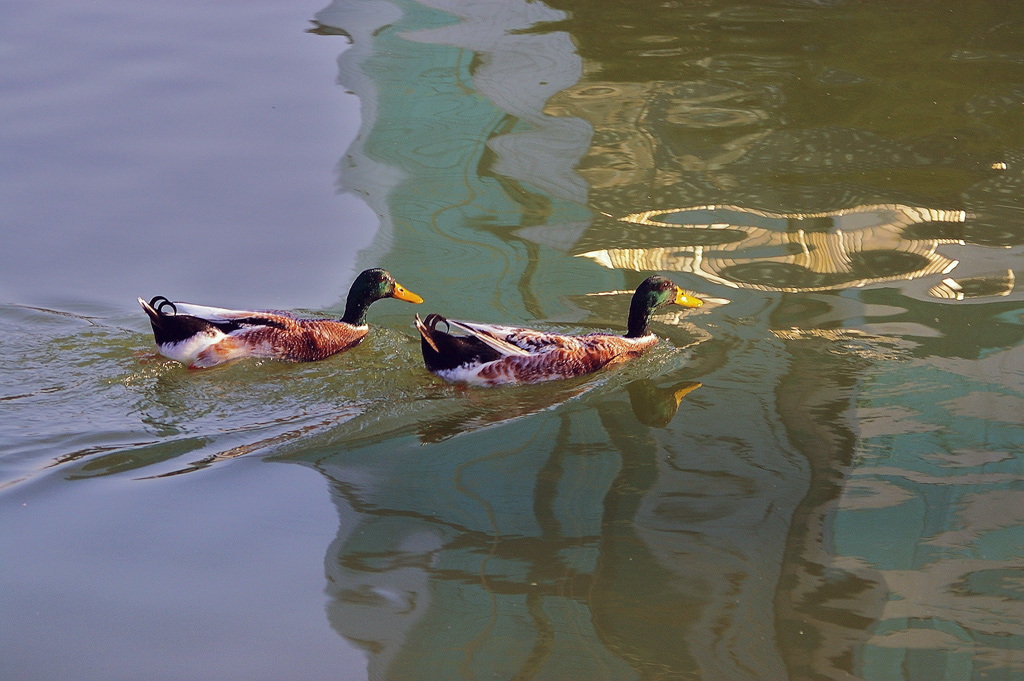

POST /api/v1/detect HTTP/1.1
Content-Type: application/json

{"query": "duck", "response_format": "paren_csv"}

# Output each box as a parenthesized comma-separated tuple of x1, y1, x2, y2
(414, 275, 703, 385)
(139, 268, 422, 368)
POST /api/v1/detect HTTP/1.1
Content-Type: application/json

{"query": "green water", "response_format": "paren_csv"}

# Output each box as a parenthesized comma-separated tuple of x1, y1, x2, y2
(3, 0, 1024, 679)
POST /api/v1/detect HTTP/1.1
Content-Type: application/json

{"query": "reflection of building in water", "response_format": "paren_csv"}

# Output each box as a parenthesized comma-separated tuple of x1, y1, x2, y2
(826, 339, 1024, 674)
(544, 79, 777, 195)
(548, 76, 1022, 303)
(579, 204, 968, 293)
(305, 0, 1024, 678)
(548, 73, 1024, 681)
(929, 269, 1016, 300)
(538, 9, 1024, 678)
(315, 0, 598, 326)
(546, 71, 1020, 304)
(768, 299, 1024, 680)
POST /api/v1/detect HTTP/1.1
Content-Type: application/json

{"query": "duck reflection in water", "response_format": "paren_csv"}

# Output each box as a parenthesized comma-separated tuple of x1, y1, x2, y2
(314, 373, 712, 680)
(416, 378, 702, 443)
(626, 379, 702, 428)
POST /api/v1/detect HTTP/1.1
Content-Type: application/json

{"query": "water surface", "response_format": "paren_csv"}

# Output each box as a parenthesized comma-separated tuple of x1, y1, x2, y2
(3, 1, 1024, 680)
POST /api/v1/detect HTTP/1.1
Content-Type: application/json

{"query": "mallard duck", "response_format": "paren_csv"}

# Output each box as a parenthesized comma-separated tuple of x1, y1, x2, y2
(139, 268, 422, 368)
(414, 275, 703, 385)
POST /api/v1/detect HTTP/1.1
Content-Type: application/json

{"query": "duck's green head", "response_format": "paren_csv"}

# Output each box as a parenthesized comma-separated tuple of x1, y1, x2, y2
(626, 275, 703, 338)
(342, 268, 423, 325)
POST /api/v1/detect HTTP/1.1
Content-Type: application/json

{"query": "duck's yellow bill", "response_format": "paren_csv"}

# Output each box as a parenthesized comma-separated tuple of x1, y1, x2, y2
(392, 283, 424, 304)
(674, 289, 703, 308)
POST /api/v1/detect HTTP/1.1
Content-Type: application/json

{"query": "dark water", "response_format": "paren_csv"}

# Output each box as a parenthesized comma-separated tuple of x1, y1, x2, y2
(3, 1, 1024, 680)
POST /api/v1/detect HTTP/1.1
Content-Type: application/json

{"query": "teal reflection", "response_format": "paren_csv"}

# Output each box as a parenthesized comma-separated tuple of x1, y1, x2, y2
(317, 0, 601, 327)
(300, 0, 1024, 679)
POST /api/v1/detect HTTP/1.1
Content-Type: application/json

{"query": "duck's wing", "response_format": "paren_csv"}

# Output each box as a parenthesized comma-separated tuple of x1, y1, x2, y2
(167, 302, 300, 328)
(139, 297, 304, 363)
(462, 335, 651, 385)
(445, 320, 533, 357)
(445, 319, 581, 356)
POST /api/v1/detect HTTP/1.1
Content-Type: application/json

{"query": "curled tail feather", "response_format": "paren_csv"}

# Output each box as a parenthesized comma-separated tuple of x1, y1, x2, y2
(414, 313, 442, 353)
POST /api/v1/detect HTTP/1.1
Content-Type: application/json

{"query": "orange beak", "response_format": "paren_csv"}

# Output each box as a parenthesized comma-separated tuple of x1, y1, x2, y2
(392, 282, 424, 304)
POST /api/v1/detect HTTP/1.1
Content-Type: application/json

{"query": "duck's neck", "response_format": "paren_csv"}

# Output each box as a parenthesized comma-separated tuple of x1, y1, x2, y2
(341, 295, 374, 326)
(625, 299, 655, 338)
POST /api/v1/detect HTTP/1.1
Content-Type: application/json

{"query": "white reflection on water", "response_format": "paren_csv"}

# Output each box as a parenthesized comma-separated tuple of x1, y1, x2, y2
(580, 204, 977, 294)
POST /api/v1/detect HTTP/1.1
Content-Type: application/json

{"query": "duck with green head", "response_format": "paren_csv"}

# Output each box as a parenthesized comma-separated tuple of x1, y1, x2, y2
(414, 275, 703, 385)
(139, 268, 422, 368)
